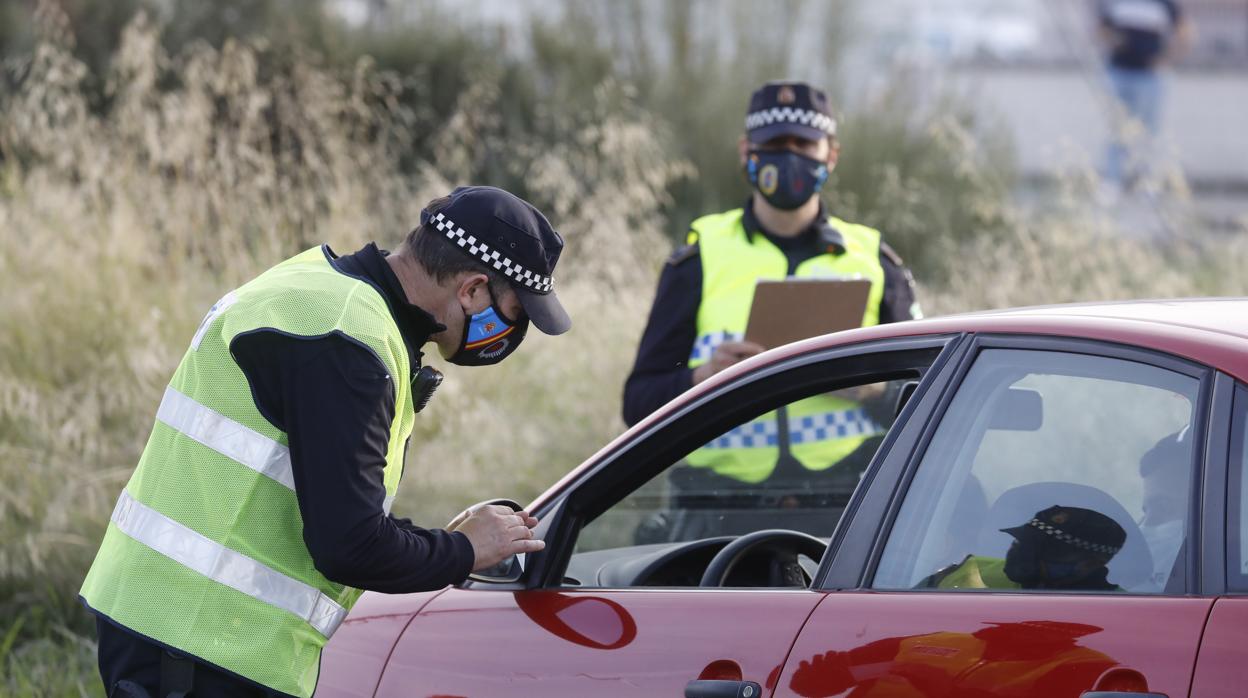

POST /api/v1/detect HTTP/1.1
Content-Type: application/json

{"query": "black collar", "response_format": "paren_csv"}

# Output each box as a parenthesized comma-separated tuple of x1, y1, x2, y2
(325, 243, 446, 370)
(741, 198, 846, 255)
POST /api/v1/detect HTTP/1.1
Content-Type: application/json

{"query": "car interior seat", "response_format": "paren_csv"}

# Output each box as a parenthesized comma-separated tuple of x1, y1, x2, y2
(931, 473, 990, 571)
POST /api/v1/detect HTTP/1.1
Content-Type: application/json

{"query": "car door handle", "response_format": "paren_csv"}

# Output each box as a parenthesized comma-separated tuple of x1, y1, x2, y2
(685, 679, 763, 698)
(1082, 693, 1167, 698)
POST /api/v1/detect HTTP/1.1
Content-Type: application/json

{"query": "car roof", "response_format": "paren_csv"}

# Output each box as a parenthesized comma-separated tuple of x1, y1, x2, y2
(798, 297, 1248, 373)
(531, 298, 1248, 509)
(726, 297, 1248, 406)
(938, 297, 1248, 337)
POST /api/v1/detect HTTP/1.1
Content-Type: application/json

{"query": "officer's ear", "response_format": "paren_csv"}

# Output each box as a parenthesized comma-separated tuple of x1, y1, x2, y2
(738, 134, 751, 168)
(455, 273, 493, 315)
(826, 136, 840, 172)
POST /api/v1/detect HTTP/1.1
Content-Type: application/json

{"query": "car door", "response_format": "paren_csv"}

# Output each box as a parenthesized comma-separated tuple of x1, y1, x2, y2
(372, 336, 959, 698)
(1189, 381, 1244, 698)
(773, 336, 1221, 698)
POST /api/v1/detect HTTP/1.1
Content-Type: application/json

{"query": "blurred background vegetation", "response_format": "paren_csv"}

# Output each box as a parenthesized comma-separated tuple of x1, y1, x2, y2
(1, 0, 1245, 694)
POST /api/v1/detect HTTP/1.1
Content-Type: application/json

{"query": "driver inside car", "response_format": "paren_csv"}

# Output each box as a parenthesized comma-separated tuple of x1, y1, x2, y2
(918, 505, 1127, 592)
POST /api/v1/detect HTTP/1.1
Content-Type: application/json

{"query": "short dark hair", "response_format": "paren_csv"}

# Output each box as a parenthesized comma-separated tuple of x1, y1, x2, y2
(405, 195, 511, 297)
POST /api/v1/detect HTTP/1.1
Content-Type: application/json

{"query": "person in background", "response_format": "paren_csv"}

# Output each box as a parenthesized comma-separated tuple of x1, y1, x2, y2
(1097, 0, 1192, 195)
(621, 81, 920, 538)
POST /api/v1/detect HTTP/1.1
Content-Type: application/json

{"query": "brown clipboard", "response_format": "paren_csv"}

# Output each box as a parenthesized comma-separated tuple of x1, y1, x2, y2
(743, 277, 872, 350)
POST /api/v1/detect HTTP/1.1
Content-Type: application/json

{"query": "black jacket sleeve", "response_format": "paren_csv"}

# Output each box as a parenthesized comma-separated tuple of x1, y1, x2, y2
(231, 331, 476, 593)
(621, 246, 702, 427)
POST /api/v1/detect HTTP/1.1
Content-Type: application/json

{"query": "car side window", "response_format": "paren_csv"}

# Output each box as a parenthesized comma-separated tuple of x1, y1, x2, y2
(874, 349, 1200, 594)
(571, 376, 915, 584)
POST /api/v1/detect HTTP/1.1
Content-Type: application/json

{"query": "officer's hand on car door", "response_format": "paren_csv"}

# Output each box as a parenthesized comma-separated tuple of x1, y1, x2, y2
(692, 340, 767, 384)
(451, 504, 545, 572)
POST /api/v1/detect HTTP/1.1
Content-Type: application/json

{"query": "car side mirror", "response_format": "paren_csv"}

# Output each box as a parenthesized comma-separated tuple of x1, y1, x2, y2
(470, 554, 524, 584)
(987, 387, 1043, 431)
(465, 498, 527, 584)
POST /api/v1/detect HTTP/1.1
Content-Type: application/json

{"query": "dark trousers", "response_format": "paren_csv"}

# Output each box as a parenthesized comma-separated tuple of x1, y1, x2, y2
(96, 615, 279, 697)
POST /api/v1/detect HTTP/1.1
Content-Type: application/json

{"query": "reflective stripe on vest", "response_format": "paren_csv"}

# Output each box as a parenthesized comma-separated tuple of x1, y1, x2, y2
(691, 331, 742, 365)
(790, 408, 882, 444)
(154, 385, 394, 514)
(706, 419, 781, 449)
(702, 407, 882, 449)
(156, 385, 295, 491)
(111, 490, 348, 638)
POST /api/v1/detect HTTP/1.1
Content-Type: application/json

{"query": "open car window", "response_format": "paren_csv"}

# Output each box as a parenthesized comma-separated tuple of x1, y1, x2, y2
(542, 339, 950, 590)
(566, 362, 928, 588)
(873, 348, 1201, 595)
(581, 378, 910, 546)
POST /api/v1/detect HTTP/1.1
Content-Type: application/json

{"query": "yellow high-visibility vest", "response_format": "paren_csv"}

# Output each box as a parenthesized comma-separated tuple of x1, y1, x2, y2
(81, 246, 415, 697)
(684, 209, 886, 483)
(930, 555, 1022, 590)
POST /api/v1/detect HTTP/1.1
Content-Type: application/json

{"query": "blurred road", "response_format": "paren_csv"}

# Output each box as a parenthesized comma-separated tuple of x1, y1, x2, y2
(956, 68, 1248, 183)
(954, 67, 1248, 230)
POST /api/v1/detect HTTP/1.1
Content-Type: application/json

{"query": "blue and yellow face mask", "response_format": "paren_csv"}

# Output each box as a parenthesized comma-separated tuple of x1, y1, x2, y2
(746, 149, 829, 211)
(448, 289, 529, 366)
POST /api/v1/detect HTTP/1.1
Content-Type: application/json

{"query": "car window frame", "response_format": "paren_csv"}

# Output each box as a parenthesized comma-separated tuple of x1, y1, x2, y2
(1216, 378, 1248, 595)
(814, 333, 975, 589)
(824, 333, 1217, 595)
(516, 334, 964, 590)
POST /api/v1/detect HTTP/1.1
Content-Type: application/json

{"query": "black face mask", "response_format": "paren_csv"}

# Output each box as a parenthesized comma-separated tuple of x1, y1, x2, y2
(746, 149, 829, 210)
(1003, 539, 1044, 588)
(1004, 534, 1098, 589)
(448, 289, 529, 366)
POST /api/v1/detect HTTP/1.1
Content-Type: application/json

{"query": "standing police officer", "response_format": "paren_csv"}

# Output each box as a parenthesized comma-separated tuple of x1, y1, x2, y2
(623, 81, 920, 521)
(81, 186, 570, 697)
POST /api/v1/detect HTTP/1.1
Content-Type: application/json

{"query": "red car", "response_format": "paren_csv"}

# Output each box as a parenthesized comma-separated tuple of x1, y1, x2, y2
(318, 299, 1248, 698)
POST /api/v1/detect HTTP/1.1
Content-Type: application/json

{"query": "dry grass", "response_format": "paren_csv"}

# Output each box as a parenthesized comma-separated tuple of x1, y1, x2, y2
(2, 9, 1247, 696)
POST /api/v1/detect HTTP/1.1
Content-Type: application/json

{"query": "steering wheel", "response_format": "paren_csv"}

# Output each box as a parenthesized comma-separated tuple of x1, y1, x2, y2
(699, 529, 828, 588)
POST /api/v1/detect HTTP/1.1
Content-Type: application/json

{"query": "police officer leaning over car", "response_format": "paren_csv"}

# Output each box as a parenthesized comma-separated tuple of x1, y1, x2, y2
(623, 81, 921, 499)
(80, 186, 570, 698)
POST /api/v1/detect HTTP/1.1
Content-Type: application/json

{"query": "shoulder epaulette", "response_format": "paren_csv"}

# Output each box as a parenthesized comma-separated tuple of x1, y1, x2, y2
(879, 241, 906, 267)
(667, 242, 699, 267)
